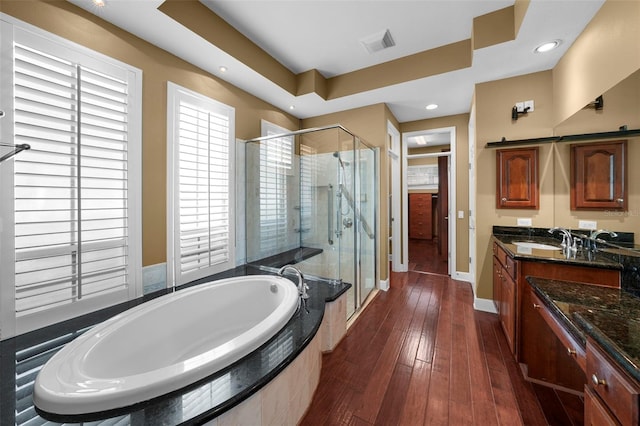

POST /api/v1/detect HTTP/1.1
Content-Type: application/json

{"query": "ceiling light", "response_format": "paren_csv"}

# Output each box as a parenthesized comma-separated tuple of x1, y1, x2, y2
(92, 0, 105, 7)
(289, 105, 295, 110)
(219, 66, 228, 73)
(425, 104, 438, 110)
(534, 40, 561, 53)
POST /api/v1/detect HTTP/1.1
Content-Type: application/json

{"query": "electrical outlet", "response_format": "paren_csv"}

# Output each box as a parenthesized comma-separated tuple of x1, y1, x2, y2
(524, 100, 535, 112)
(517, 218, 532, 226)
(515, 102, 525, 113)
(579, 220, 597, 230)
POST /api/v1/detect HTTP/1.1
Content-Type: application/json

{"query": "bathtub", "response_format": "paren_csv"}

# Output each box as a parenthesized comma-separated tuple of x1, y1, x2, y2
(33, 275, 299, 416)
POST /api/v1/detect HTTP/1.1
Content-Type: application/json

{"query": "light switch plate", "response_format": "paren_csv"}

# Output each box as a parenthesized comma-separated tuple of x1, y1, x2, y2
(517, 218, 532, 226)
(458, 210, 464, 219)
(579, 220, 597, 230)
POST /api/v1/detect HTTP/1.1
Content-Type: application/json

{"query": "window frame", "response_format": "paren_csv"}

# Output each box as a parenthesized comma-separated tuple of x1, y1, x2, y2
(166, 82, 236, 287)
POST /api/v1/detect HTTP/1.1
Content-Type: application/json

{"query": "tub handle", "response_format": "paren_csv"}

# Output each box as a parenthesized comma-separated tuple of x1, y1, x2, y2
(328, 184, 334, 245)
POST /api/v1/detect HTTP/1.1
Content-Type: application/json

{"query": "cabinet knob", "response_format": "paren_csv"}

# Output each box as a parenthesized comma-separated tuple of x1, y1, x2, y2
(617, 198, 624, 204)
(591, 373, 607, 387)
(501, 197, 507, 203)
(532, 303, 540, 309)
(567, 347, 576, 356)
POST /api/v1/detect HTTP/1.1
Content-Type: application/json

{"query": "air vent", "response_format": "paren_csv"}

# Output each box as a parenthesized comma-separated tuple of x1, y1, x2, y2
(360, 29, 395, 54)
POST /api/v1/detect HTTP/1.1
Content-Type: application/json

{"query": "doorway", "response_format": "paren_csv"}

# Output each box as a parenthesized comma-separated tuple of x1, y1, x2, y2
(402, 127, 456, 276)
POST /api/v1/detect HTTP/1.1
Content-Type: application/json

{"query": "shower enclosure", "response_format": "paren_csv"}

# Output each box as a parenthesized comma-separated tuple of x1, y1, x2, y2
(245, 125, 377, 319)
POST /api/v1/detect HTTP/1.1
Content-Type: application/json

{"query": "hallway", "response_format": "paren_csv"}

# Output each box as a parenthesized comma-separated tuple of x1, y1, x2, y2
(301, 271, 583, 425)
(408, 238, 448, 275)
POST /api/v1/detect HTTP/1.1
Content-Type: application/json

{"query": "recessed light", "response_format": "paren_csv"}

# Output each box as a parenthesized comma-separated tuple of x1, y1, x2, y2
(425, 104, 438, 110)
(92, 0, 105, 6)
(289, 105, 295, 110)
(219, 66, 228, 73)
(534, 40, 561, 53)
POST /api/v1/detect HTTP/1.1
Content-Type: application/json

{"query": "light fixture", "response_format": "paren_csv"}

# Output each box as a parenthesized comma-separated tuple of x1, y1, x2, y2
(534, 40, 560, 53)
(425, 104, 438, 110)
(219, 66, 228, 73)
(92, 0, 105, 7)
(289, 105, 295, 110)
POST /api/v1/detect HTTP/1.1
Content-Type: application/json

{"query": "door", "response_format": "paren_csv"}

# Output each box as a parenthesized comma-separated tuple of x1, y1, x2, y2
(437, 156, 449, 266)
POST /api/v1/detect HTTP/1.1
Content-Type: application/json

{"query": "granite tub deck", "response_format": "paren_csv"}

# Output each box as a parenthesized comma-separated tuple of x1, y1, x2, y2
(0, 265, 350, 425)
(527, 277, 640, 384)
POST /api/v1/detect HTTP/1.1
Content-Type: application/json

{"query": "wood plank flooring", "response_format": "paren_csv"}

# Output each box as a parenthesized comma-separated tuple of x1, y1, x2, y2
(408, 238, 448, 275)
(300, 271, 584, 425)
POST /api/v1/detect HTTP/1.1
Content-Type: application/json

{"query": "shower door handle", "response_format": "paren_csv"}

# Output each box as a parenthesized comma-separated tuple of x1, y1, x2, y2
(328, 184, 334, 245)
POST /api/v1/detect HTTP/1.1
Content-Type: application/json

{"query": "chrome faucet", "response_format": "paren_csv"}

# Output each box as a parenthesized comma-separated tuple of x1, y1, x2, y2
(548, 227, 573, 249)
(277, 265, 310, 301)
(589, 229, 618, 251)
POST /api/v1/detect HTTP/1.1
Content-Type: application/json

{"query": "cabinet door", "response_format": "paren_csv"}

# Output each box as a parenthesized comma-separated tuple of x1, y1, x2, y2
(496, 147, 539, 209)
(493, 256, 501, 314)
(499, 270, 516, 354)
(571, 140, 627, 210)
(584, 387, 619, 426)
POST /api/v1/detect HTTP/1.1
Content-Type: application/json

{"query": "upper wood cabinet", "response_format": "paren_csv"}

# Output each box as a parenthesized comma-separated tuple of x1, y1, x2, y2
(496, 147, 539, 209)
(570, 140, 627, 211)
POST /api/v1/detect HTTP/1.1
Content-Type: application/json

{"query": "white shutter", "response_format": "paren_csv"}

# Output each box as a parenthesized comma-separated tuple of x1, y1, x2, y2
(168, 83, 235, 285)
(0, 19, 142, 338)
(13, 44, 130, 316)
(259, 122, 294, 257)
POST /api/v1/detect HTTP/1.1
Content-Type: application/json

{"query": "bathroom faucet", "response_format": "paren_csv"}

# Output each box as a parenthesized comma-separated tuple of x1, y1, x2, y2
(588, 229, 618, 251)
(548, 227, 573, 249)
(277, 265, 309, 301)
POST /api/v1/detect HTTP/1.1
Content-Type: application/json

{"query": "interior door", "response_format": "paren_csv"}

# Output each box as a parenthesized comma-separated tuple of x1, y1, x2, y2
(437, 156, 449, 267)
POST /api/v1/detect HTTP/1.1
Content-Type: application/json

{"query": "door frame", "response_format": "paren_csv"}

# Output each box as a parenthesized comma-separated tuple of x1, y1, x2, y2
(402, 126, 456, 276)
(387, 121, 405, 272)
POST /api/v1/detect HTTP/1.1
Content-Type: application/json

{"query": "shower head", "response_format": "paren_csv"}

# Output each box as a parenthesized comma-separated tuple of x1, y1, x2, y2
(333, 151, 350, 167)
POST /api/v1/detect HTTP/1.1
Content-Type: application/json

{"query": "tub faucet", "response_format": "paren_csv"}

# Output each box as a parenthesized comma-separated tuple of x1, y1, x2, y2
(548, 227, 573, 249)
(278, 265, 309, 300)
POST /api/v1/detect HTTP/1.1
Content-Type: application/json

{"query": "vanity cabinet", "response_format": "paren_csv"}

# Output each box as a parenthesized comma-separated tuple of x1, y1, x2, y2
(571, 140, 627, 211)
(496, 147, 539, 209)
(586, 339, 640, 426)
(492, 242, 517, 354)
(521, 285, 586, 392)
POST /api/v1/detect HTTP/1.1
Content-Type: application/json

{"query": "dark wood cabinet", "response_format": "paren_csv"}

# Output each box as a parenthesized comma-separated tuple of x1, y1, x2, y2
(492, 242, 517, 354)
(571, 140, 627, 210)
(496, 147, 539, 209)
(409, 193, 433, 239)
(585, 386, 618, 426)
(586, 340, 640, 426)
(521, 285, 586, 392)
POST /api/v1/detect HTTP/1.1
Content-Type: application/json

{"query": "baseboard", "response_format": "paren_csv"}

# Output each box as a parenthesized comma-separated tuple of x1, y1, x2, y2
(379, 278, 390, 292)
(452, 271, 473, 283)
(474, 297, 498, 314)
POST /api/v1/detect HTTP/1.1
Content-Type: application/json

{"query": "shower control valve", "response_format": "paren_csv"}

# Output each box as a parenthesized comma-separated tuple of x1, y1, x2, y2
(343, 217, 353, 228)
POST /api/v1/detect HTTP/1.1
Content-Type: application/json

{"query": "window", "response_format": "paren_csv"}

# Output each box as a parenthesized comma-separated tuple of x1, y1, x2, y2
(167, 83, 235, 286)
(259, 121, 295, 257)
(0, 18, 142, 339)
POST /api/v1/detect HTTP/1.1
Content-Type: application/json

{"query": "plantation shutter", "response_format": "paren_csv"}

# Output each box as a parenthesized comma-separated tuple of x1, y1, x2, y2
(1, 23, 142, 338)
(259, 123, 293, 257)
(169, 83, 235, 285)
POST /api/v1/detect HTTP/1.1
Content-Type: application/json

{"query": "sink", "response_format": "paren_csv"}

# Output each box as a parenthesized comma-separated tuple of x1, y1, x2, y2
(513, 241, 561, 250)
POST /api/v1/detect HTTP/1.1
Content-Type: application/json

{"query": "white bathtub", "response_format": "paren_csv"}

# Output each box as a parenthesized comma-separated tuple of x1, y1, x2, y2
(33, 275, 299, 416)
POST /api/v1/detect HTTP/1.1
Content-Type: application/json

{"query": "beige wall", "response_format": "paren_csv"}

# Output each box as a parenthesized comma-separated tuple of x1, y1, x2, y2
(473, 0, 640, 301)
(0, 0, 300, 267)
(401, 113, 470, 273)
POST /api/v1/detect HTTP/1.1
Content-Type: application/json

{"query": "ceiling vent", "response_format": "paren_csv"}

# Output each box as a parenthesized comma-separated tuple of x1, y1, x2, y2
(360, 29, 395, 54)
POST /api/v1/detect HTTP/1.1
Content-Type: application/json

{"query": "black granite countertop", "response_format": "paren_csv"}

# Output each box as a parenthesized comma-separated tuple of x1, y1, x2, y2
(0, 265, 350, 426)
(527, 277, 640, 383)
(493, 230, 623, 270)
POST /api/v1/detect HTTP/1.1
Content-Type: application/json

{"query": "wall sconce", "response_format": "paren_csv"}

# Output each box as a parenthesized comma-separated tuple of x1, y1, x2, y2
(511, 105, 530, 121)
(583, 95, 604, 110)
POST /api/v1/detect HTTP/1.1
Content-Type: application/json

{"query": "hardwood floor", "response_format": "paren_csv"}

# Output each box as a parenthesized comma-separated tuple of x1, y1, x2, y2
(408, 238, 448, 275)
(300, 271, 584, 425)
